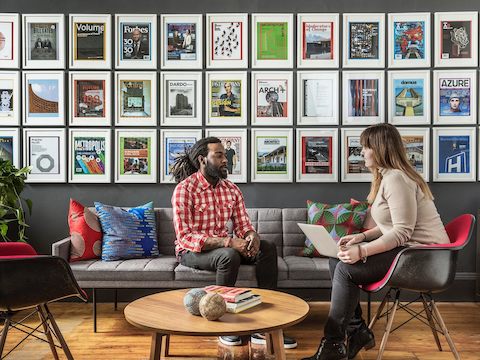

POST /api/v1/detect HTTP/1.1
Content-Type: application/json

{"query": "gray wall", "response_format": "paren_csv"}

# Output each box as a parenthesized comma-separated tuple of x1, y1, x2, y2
(1, 0, 479, 300)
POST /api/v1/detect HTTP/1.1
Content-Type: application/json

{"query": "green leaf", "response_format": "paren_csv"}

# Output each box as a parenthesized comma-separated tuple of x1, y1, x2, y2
(322, 211, 336, 225)
(0, 223, 7, 237)
(25, 199, 33, 215)
(336, 211, 352, 225)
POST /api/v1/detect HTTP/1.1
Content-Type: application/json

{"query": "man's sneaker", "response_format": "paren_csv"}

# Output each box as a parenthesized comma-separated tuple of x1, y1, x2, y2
(218, 335, 242, 346)
(250, 333, 298, 349)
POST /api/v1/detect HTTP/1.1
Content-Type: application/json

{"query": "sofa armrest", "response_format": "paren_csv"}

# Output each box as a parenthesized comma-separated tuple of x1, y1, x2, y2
(52, 237, 71, 262)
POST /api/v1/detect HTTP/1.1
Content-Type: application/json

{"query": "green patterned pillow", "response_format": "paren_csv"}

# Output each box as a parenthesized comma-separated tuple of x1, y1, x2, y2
(299, 200, 369, 258)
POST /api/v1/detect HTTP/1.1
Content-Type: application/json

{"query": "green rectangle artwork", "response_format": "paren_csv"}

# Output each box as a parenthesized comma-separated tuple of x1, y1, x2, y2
(257, 22, 288, 60)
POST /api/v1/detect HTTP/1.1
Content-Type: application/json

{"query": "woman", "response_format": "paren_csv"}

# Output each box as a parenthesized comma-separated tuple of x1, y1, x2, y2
(303, 123, 449, 360)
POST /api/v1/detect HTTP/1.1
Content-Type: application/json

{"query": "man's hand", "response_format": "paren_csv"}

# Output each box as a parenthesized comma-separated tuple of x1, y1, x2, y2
(230, 237, 249, 257)
(244, 232, 260, 258)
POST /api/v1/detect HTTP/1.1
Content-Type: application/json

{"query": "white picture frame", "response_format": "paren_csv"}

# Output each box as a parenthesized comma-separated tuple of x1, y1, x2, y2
(0, 128, 20, 168)
(205, 128, 247, 183)
(23, 128, 66, 183)
(297, 71, 339, 125)
(251, 71, 293, 126)
(69, 14, 111, 69)
(433, 127, 476, 182)
(22, 14, 65, 69)
(69, 71, 111, 126)
(388, 70, 430, 125)
(341, 128, 372, 183)
(343, 13, 385, 68)
(342, 70, 385, 125)
(114, 129, 157, 183)
(397, 127, 430, 182)
(388, 13, 431, 68)
(206, 13, 248, 69)
(160, 72, 202, 127)
(434, 12, 478, 68)
(115, 71, 157, 126)
(160, 129, 202, 184)
(296, 128, 338, 183)
(251, 128, 293, 183)
(0, 13, 20, 68)
(0, 71, 20, 126)
(433, 69, 477, 125)
(297, 13, 339, 69)
(251, 13, 294, 69)
(69, 128, 111, 183)
(206, 71, 247, 126)
(115, 14, 157, 69)
(22, 71, 65, 126)
(160, 14, 203, 70)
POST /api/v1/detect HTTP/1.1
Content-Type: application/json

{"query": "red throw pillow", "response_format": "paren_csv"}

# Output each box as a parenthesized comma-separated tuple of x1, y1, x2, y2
(68, 199, 102, 262)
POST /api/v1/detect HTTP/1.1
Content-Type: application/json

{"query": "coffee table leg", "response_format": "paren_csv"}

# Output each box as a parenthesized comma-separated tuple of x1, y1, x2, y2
(150, 333, 163, 360)
(268, 330, 286, 360)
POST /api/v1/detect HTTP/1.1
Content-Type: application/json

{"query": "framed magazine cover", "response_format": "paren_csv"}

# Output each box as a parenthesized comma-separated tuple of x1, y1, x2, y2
(433, 69, 476, 125)
(69, 14, 111, 69)
(115, 71, 157, 126)
(160, 72, 202, 126)
(433, 127, 476, 182)
(397, 127, 430, 181)
(251, 71, 293, 126)
(23, 128, 66, 183)
(252, 14, 293, 69)
(22, 71, 65, 126)
(69, 128, 111, 183)
(342, 71, 384, 125)
(0, 71, 20, 126)
(0, 128, 20, 168)
(22, 14, 64, 69)
(297, 71, 339, 125)
(0, 13, 20, 68)
(296, 128, 338, 183)
(160, 129, 202, 184)
(69, 71, 111, 126)
(206, 13, 248, 69)
(341, 128, 372, 183)
(251, 128, 293, 183)
(205, 128, 247, 183)
(343, 13, 385, 68)
(297, 13, 339, 69)
(434, 12, 478, 68)
(115, 14, 157, 69)
(206, 71, 247, 126)
(388, 70, 430, 125)
(114, 129, 157, 183)
(388, 13, 431, 68)
(160, 14, 203, 69)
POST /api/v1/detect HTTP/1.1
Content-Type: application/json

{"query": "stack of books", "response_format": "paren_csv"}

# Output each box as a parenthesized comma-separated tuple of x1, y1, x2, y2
(204, 285, 262, 313)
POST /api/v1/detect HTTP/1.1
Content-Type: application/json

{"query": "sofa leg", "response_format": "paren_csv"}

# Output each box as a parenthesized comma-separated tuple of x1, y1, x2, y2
(114, 289, 118, 311)
(93, 288, 97, 333)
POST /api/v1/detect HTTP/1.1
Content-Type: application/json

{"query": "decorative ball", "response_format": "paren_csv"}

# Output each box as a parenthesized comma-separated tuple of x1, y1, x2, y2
(199, 293, 227, 321)
(183, 288, 207, 316)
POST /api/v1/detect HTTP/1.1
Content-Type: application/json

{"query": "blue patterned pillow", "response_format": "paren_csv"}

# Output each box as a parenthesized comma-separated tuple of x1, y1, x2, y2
(95, 201, 159, 261)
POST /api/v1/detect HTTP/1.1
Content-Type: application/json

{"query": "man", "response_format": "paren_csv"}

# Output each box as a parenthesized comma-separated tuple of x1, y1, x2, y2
(219, 82, 240, 117)
(131, 28, 148, 59)
(171, 137, 297, 349)
(224, 140, 236, 174)
(448, 93, 462, 113)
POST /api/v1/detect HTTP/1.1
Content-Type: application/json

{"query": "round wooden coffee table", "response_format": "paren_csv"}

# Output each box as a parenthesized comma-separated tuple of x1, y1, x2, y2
(124, 288, 309, 360)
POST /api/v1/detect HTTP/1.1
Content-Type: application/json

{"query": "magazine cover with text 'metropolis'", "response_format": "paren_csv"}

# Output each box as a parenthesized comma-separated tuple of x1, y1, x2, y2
(121, 23, 151, 60)
(73, 137, 106, 175)
(30, 136, 59, 174)
(0, 136, 13, 163)
(74, 22, 105, 60)
(75, 80, 105, 118)
(402, 135, 424, 174)
(347, 136, 369, 174)
(394, 78, 424, 117)
(120, 80, 151, 118)
(212, 21, 242, 60)
(167, 23, 196, 61)
(29, 22, 57, 61)
(210, 80, 242, 118)
(438, 135, 470, 174)
(393, 21, 425, 60)
(120, 137, 150, 175)
(0, 21, 13, 61)
(256, 79, 288, 118)
(256, 136, 287, 174)
(441, 20, 471, 59)
(349, 22, 379, 59)
(303, 22, 333, 60)
(301, 136, 333, 175)
(439, 78, 471, 117)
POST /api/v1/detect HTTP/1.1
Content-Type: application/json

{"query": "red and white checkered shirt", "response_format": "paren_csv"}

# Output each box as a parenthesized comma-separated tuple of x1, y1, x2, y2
(172, 171, 255, 257)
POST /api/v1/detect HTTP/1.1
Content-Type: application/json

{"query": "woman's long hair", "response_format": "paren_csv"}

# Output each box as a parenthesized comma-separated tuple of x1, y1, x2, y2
(171, 137, 221, 183)
(360, 123, 433, 203)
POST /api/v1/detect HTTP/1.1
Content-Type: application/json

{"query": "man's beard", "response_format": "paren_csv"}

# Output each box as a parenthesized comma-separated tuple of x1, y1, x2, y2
(205, 161, 228, 180)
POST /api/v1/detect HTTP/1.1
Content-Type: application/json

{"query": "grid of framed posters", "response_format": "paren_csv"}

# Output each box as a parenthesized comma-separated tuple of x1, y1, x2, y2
(23, 128, 66, 183)
(160, 129, 202, 184)
(205, 129, 247, 183)
(251, 128, 293, 183)
(68, 129, 111, 183)
(115, 129, 156, 183)
(341, 128, 372, 182)
(0, 128, 19, 168)
(0, 13, 20, 68)
(398, 127, 430, 181)
(0, 71, 20, 125)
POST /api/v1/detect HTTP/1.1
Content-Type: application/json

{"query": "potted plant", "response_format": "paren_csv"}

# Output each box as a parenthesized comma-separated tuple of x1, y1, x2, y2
(0, 159, 32, 242)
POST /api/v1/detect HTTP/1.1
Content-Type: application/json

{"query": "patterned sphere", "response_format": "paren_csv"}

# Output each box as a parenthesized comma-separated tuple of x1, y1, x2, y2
(183, 288, 207, 316)
(199, 293, 227, 321)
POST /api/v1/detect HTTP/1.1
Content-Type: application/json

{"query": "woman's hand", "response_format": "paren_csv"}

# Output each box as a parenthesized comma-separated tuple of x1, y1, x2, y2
(337, 245, 361, 264)
(338, 233, 366, 248)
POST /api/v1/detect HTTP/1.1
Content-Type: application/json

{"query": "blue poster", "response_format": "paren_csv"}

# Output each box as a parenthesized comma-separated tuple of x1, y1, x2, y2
(165, 137, 196, 176)
(438, 135, 470, 174)
(394, 78, 424, 117)
(439, 78, 471, 116)
(393, 21, 425, 60)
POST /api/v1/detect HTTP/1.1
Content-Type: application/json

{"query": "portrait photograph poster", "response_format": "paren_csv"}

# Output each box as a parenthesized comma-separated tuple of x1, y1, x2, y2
(0, 13, 20, 68)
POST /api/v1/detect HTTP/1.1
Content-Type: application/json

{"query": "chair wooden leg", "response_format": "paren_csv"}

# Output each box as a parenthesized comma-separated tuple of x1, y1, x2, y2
(376, 290, 400, 360)
(42, 304, 74, 360)
(369, 289, 390, 330)
(420, 294, 442, 351)
(114, 289, 118, 311)
(430, 299, 460, 360)
(37, 306, 60, 360)
(93, 288, 97, 333)
(0, 314, 11, 359)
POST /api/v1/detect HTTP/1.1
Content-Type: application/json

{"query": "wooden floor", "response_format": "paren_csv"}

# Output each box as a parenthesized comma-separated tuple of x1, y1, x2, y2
(2, 301, 480, 359)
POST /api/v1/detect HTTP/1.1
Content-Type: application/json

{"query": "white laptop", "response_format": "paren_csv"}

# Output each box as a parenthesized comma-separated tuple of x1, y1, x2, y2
(297, 223, 339, 258)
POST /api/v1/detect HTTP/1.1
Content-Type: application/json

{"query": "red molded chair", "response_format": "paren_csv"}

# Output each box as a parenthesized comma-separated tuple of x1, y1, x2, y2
(361, 214, 475, 360)
(0, 242, 87, 360)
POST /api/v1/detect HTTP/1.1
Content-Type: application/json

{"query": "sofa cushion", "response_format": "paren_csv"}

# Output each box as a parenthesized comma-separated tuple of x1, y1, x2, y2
(282, 208, 308, 257)
(284, 255, 331, 280)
